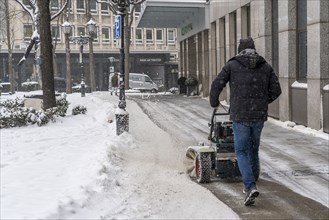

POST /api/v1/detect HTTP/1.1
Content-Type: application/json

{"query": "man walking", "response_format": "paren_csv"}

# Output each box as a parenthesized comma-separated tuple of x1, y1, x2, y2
(111, 72, 119, 96)
(209, 37, 281, 206)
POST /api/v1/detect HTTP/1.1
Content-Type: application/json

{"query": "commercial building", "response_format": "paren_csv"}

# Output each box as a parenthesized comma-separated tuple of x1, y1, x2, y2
(0, 0, 179, 91)
(137, 0, 329, 133)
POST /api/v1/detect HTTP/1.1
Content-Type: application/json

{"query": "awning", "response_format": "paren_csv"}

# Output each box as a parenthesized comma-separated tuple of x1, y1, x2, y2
(136, 0, 209, 28)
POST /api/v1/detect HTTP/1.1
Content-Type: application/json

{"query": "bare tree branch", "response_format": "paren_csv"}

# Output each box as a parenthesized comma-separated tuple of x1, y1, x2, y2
(51, 0, 69, 20)
(14, 0, 34, 22)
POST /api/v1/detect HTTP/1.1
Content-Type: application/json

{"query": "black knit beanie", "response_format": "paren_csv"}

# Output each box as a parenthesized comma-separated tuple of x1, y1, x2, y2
(238, 37, 255, 53)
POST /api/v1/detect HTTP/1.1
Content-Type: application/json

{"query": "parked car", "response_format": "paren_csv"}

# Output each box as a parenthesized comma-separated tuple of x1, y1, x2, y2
(129, 73, 158, 93)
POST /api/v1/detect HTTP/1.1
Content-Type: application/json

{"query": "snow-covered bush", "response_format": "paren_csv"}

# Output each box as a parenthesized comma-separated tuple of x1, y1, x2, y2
(72, 105, 87, 115)
(0, 95, 70, 129)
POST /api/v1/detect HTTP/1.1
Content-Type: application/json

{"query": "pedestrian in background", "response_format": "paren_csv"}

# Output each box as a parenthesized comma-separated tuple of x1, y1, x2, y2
(209, 37, 281, 206)
(111, 72, 119, 96)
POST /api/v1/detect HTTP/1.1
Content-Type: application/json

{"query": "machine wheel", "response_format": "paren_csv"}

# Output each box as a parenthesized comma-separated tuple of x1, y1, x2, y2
(195, 153, 212, 183)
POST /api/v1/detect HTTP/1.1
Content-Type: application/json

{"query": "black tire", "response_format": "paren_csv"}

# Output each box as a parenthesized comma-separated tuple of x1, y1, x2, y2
(196, 153, 212, 183)
(151, 89, 157, 93)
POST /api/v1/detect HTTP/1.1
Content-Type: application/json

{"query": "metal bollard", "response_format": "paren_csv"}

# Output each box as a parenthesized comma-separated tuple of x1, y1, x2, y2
(115, 108, 129, 135)
(81, 82, 86, 97)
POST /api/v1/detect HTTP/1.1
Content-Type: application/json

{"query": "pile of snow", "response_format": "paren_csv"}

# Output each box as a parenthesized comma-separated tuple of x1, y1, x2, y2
(1, 92, 239, 219)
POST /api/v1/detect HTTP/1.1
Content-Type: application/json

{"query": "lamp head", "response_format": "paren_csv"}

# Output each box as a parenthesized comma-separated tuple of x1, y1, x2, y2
(62, 21, 72, 35)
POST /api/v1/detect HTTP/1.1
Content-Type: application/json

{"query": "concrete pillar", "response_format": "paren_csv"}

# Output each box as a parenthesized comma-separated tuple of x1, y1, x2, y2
(183, 40, 188, 77)
(218, 18, 227, 101)
(252, 0, 272, 61)
(197, 32, 203, 95)
(187, 36, 197, 79)
(307, 0, 329, 129)
(203, 30, 210, 97)
(210, 22, 217, 85)
(179, 42, 184, 77)
(236, 7, 248, 40)
(224, 13, 236, 103)
(278, 0, 297, 122)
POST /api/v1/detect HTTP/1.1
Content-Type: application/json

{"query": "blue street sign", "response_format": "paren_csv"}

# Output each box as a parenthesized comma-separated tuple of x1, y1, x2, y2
(114, 15, 121, 39)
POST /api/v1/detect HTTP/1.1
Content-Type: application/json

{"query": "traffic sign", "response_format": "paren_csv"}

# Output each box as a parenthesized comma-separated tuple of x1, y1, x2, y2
(114, 15, 121, 39)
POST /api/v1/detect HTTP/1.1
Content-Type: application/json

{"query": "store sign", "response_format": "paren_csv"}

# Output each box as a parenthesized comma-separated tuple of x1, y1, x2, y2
(114, 15, 121, 39)
(139, 58, 162, 62)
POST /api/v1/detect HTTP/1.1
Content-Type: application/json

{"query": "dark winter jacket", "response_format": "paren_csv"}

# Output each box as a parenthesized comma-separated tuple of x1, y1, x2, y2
(111, 74, 118, 87)
(210, 49, 281, 121)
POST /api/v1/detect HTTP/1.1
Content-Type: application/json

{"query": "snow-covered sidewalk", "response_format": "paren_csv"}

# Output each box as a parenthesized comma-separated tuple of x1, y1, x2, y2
(0, 92, 239, 219)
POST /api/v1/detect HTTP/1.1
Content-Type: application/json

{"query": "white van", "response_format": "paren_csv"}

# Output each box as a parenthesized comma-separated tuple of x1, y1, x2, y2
(129, 73, 158, 93)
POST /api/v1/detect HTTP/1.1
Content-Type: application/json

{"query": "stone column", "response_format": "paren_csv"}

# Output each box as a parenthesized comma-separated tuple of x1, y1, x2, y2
(252, 0, 272, 61)
(278, 0, 297, 122)
(197, 32, 203, 95)
(307, 0, 329, 129)
(203, 30, 210, 97)
(218, 18, 227, 101)
(179, 42, 184, 77)
(187, 35, 197, 79)
(224, 13, 236, 103)
(183, 40, 188, 77)
(236, 7, 248, 40)
(210, 21, 217, 84)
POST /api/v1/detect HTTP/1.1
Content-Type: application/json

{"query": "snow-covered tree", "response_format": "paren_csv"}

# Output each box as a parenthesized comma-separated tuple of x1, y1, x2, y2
(14, 0, 69, 109)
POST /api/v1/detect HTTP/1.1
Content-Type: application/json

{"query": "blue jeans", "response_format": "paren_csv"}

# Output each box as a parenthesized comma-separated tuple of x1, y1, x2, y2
(233, 121, 264, 191)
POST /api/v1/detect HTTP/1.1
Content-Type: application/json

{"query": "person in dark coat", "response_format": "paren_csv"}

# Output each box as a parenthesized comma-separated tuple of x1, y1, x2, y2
(111, 73, 119, 96)
(210, 37, 281, 206)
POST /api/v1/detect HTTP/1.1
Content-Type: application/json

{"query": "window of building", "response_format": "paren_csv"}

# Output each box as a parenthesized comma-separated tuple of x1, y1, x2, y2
(168, 29, 175, 44)
(101, 3, 109, 15)
(130, 27, 133, 45)
(272, 0, 279, 74)
(51, 26, 60, 42)
(134, 4, 141, 16)
(135, 29, 143, 44)
(146, 29, 153, 44)
(90, 0, 97, 14)
(51, 0, 59, 11)
(23, 24, 33, 41)
(92, 27, 99, 43)
(67, 0, 73, 13)
(156, 29, 163, 43)
(77, 26, 86, 36)
(297, 0, 307, 81)
(102, 27, 110, 43)
(76, 0, 85, 13)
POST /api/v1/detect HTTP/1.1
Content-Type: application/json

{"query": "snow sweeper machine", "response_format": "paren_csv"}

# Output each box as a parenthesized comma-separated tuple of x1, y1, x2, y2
(186, 106, 247, 183)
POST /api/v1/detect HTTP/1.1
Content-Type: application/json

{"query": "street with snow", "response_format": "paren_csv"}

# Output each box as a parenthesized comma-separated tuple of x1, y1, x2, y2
(1, 91, 328, 219)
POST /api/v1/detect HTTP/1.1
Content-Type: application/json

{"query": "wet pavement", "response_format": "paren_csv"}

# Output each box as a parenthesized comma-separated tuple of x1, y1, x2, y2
(128, 94, 329, 220)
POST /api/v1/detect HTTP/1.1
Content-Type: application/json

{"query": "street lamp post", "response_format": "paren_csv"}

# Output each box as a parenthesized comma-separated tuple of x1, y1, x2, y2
(61, 21, 72, 94)
(108, 0, 144, 135)
(86, 19, 96, 92)
(70, 34, 89, 97)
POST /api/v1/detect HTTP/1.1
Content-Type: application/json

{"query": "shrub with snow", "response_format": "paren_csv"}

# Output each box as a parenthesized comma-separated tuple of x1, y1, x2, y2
(0, 94, 73, 128)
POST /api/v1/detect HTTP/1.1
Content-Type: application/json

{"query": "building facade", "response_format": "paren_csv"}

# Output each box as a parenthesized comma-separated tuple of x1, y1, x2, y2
(0, 0, 179, 91)
(138, 0, 329, 133)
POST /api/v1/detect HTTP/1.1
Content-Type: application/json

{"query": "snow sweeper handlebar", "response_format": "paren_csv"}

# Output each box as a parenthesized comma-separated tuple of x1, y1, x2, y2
(208, 104, 230, 141)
